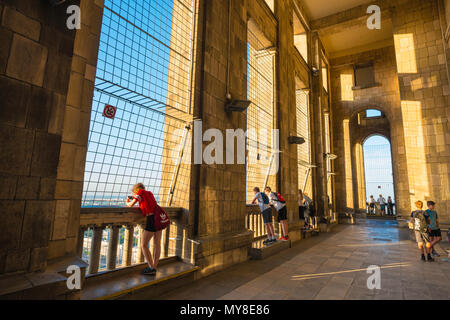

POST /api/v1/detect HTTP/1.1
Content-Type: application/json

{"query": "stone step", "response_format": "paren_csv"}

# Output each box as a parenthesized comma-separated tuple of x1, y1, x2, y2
(81, 258, 199, 300)
(250, 238, 291, 260)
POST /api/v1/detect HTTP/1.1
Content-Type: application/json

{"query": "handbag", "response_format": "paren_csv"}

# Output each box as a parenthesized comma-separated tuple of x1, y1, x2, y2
(153, 205, 170, 231)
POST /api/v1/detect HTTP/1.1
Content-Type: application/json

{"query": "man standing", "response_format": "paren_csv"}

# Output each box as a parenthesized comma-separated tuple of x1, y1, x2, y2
(265, 187, 289, 241)
(377, 194, 387, 216)
(410, 201, 434, 262)
(426, 201, 442, 257)
(387, 196, 395, 216)
(252, 187, 276, 245)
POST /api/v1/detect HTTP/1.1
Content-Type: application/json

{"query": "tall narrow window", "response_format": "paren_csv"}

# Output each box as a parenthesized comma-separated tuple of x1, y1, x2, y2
(322, 59, 328, 92)
(247, 24, 276, 202)
(293, 11, 308, 63)
(324, 113, 333, 199)
(296, 89, 311, 195)
(82, 0, 196, 207)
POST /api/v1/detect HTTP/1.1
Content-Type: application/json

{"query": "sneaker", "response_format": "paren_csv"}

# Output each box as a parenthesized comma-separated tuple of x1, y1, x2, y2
(278, 237, 285, 241)
(263, 239, 271, 245)
(142, 267, 157, 275)
(283, 235, 289, 241)
(432, 251, 440, 257)
(421, 255, 426, 262)
(427, 255, 435, 262)
(270, 238, 277, 243)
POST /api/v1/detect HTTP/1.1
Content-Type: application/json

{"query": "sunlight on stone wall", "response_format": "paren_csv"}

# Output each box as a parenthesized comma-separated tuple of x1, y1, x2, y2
(394, 34, 417, 74)
(401, 100, 429, 206)
(343, 119, 354, 209)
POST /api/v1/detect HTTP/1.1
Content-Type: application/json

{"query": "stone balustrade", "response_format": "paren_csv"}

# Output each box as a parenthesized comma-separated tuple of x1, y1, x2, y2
(78, 207, 195, 275)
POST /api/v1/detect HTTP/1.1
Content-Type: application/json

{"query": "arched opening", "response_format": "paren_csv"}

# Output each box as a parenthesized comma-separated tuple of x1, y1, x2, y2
(362, 135, 396, 216)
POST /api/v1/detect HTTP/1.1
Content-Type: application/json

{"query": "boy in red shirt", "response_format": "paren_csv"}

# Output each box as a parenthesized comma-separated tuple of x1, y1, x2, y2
(126, 183, 162, 275)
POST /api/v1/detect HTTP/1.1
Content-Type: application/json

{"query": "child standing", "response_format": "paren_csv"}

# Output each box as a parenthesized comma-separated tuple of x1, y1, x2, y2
(265, 187, 289, 241)
(126, 183, 162, 275)
(252, 187, 276, 245)
(426, 201, 442, 257)
(410, 201, 433, 262)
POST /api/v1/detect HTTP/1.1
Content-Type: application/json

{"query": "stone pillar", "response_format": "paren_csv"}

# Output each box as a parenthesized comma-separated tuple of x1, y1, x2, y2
(391, 0, 450, 219)
(123, 225, 134, 267)
(88, 226, 103, 275)
(76, 227, 87, 258)
(106, 225, 120, 271)
(136, 225, 145, 264)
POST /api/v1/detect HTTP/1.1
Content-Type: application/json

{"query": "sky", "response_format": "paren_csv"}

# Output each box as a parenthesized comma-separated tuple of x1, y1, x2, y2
(363, 135, 395, 202)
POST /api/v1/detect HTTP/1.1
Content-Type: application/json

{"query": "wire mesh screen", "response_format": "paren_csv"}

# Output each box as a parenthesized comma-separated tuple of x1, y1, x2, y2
(296, 90, 311, 195)
(246, 28, 276, 202)
(82, 0, 195, 207)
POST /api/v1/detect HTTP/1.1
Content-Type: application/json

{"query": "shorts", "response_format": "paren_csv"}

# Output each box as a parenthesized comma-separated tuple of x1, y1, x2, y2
(144, 214, 156, 232)
(415, 230, 430, 244)
(298, 206, 305, 220)
(428, 229, 442, 238)
(380, 205, 386, 211)
(277, 206, 287, 222)
(369, 203, 375, 208)
(262, 208, 273, 224)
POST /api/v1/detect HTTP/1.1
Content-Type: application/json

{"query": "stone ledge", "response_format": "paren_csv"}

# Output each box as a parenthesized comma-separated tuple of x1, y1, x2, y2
(250, 238, 291, 260)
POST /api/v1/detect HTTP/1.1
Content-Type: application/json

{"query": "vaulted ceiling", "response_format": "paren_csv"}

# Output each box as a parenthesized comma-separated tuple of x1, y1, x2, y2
(300, 0, 395, 58)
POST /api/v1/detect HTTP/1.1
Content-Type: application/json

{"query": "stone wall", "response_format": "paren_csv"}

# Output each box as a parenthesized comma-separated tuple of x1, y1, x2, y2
(391, 0, 450, 220)
(331, 0, 450, 221)
(0, 0, 78, 274)
(330, 46, 406, 215)
(0, 0, 104, 275)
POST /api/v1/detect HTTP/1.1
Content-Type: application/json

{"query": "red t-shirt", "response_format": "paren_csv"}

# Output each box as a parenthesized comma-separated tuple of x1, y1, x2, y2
(133, 189, 157, 216)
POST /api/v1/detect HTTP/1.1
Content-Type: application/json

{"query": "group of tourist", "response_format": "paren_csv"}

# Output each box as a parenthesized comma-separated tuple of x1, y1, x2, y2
(368, 194, 395, 215)
(251, 187, 289, 245)
(250, 187, 316, 246)
(124, 182, 446, 275)
(410, 200, 442, 262)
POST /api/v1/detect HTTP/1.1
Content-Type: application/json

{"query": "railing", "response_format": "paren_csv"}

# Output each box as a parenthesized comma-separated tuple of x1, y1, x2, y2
(245, 205, 268, 239)
(245, 205, 293, 239)
(78, 207, 196, 275)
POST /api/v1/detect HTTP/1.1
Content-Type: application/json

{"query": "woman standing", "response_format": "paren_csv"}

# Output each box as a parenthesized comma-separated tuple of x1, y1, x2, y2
(298, 189, 306, 221)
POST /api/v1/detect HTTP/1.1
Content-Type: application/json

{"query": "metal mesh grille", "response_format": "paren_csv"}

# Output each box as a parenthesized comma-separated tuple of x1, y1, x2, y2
(82, 0, 195, 207)
(246, 28, 276, 201)
(296, 90, 312, 194)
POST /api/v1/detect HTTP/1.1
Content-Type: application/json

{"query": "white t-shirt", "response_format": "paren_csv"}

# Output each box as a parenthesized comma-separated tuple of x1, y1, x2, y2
(268, 192, 286, 212)
(253, 193, 270, 212)
(378, 197, 386, 205)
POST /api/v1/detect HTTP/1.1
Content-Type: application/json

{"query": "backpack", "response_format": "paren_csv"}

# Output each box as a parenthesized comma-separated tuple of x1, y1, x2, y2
(271, 192, 286, 204)
(154, 205, 170, 231)
(260, 192, 269, 205)
(412, 210, 427, 233)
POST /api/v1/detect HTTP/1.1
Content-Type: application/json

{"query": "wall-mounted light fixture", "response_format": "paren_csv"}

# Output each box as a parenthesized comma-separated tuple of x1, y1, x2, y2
(225, 99, 252, 113)
(324, 153, 338, 160)
(298, 160, 317, 169)
(288, 136, 305, 145)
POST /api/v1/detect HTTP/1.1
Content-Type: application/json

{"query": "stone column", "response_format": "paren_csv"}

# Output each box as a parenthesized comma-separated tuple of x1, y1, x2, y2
(106, 225, 120, 271)
(136, 225, 145, 264)
(88, 226, 103, 275)
(76, 227, 87, 258)
(123, 225, 135, 267)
